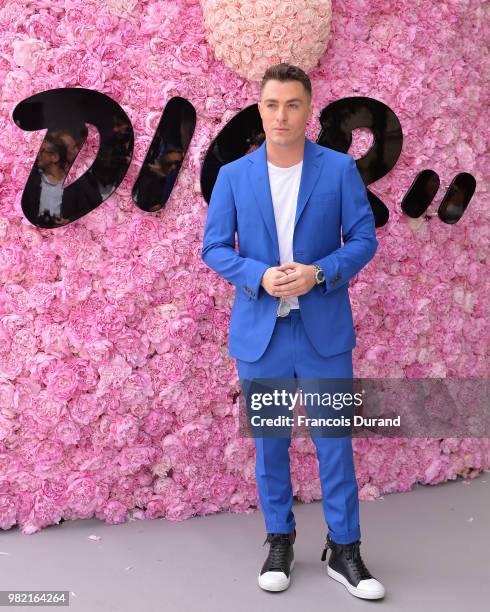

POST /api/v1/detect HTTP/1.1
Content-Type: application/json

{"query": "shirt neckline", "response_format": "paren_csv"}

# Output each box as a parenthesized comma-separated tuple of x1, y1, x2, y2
(40, 171, 64, 186)
(267, 159, 303, 170)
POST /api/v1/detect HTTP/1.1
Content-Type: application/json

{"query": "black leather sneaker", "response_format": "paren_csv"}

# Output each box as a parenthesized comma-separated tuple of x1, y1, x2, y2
(321, 533, 385, 599)
(258, 528, 296, 591)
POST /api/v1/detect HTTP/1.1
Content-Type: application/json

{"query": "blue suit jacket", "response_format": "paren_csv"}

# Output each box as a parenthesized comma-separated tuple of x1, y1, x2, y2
(201, 136, 378, 362)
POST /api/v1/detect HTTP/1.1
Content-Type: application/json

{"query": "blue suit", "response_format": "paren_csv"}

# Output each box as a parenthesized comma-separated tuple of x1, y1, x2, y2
(201, 137, 378, 543)
(201, 136, 378, 362)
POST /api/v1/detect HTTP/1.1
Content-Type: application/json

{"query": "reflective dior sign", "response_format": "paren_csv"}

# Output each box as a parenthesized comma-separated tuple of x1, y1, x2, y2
(13, 88, 476, 230)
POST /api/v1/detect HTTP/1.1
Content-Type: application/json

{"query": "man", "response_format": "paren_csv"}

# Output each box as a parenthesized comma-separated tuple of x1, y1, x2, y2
(51, 127, 86, 168)
(201, 63, 385, 600)
(24, 133, 68, 227)
(134, 145, 183, 211)
(22, 129, 104, 228)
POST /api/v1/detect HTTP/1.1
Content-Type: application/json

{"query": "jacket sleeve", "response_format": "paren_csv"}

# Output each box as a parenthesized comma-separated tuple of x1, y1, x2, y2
(201, 165, 270, 301)
(313, 155, 378, 295)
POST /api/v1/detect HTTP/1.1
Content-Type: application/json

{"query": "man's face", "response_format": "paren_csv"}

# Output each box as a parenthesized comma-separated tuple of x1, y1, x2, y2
(258, 79, 313, 147)
(113, 118, 129, 137)
(160, 151, 182, 174)
(60, 134, 78, 164)
(36, 142, 59, 170)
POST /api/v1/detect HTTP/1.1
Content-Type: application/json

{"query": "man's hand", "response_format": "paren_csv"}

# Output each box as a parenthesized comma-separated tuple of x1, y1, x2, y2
(54, 214, 70, 226)
(260, 267, 289, 296)
(269, 262, 317, 298)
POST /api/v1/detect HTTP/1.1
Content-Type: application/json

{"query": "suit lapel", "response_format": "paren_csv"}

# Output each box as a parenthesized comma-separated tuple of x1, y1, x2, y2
(247, 136, 323, 260)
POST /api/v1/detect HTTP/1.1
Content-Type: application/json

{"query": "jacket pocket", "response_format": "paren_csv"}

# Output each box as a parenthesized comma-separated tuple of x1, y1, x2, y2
(236, 289, 252, 301)
(309, 192, 336, 205)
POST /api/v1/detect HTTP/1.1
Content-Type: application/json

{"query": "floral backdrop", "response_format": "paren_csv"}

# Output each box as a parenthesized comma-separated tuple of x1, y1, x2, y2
(0, 0, 488, 534)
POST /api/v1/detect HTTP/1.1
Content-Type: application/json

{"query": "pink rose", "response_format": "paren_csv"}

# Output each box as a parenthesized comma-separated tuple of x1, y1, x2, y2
(117, 446, 159, 475)
(0, 494, 17, 530)
(95, 306, 126, 336)
(33, 440, 64, 472)
(97, 356, 132, 395)
(174, 41, 208, 74)
(209, 473, 237, 503)
(143, 241, 178, 272)
(165, 500, 195, 521)
(54, 418, 81, 446)
(68, 394, 104, 426)
(144, 410, 174, 437)
(12, 38, 47, 71)
(133, 486, 154, 507)
(45, 363, 79, 401)
(145, 495, 166, 519)
(99, 499, 128, 524)
(167, 312, 198, 345)
(111, 414, 140, 448)
(77, 53, 105, 89)
(66, 475, 100, 517)
(185, 292, 213, 319)
(148, 352, 188, 384)
(180, 422, 210, 450)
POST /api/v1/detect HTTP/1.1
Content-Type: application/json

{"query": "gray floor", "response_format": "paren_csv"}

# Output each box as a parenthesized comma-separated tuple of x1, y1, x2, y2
(1, 470, 489, 612)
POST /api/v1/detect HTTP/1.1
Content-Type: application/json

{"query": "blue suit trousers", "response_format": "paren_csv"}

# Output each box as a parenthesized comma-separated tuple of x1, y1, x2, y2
(235, 308, 361, 544)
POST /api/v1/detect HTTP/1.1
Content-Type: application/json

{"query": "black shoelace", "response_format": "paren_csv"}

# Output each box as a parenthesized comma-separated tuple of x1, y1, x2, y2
(321, 539, 373, 581)
(344, 541, 373, 580)
(263, 533, 292, 571)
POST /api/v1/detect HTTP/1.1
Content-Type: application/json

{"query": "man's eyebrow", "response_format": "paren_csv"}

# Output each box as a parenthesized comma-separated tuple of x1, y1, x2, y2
(263, 98, 303, 103)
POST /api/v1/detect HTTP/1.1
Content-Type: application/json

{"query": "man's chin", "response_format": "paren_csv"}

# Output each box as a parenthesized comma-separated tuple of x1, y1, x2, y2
(269, 134, 292, 145)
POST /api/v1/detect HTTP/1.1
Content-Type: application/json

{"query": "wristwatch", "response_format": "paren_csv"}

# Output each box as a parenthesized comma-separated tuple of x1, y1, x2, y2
(312, 264, 326, 284)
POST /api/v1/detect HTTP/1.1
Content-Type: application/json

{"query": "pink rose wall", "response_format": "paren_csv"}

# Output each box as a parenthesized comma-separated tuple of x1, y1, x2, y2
(0, 0, 488, 534)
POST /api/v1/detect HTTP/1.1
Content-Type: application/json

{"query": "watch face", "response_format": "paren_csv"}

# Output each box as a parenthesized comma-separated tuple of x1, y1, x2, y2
(316, 269, 325, 283)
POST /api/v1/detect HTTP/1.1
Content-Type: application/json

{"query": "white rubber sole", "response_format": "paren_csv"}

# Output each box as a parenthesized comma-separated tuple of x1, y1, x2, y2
(327, 565, 385, 599)
(258, 558, 295, 592)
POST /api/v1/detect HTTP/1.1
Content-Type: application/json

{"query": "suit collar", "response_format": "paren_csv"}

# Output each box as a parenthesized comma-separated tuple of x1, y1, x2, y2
(247, 136, 323, 261)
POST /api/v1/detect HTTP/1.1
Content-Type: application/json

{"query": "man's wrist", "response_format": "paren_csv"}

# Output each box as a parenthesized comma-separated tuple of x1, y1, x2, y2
(312, 263, 326, 284)
(260, 267, 269, 288)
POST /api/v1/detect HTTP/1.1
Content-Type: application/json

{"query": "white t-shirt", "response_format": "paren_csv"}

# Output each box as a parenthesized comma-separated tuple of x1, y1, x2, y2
(39, 170, 64, 217)
(267, 159, 303, 310)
